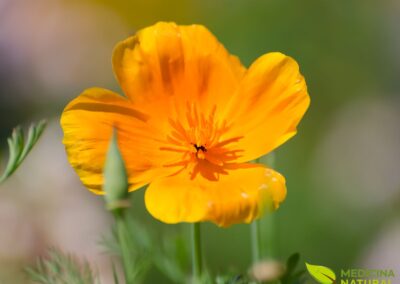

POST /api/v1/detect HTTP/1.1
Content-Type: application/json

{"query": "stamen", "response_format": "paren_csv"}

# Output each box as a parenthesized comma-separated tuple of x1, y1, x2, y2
(164, 160, 191, 167)
(212, 136, 243, 148)
(159, 146, 187, 153)
(160, 104, 243, 178)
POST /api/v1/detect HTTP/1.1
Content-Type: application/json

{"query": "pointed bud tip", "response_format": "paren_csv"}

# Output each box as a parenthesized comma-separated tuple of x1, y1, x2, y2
(103, 129, 129, 209)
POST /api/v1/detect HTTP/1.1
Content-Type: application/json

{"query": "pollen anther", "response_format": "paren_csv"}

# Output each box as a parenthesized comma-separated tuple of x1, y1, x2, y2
(160, 104, 243, 176)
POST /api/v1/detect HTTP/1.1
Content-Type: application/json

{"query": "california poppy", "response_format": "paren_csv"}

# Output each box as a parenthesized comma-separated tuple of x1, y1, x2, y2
(61, 22, 309, 227)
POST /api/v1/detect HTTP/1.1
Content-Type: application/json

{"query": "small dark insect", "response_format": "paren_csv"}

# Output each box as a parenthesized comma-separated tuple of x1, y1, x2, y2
(193, 144, 207, 152)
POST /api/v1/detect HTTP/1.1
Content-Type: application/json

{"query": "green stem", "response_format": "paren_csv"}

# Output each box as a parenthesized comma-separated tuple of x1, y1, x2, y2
(115, 210, 135, 284)
(263, 213, 277, 258)
(251, 153, 277, 263)
(262, 152, 277, 259)
(251, 219, 262, 263)
(191, 223, 202, 282)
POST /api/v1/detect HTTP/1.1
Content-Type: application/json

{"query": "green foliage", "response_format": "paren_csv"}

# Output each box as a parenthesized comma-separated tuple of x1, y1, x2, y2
(280, 253, 306, 284)
(216, 274, 256, 284)
(0, 120, 46, 183)
(25, 248, 98, 284)
(111, 261, 120, 284)
(100, 217, 151, 284)
(100, 213, 192, 284)
(153, 233, 190, 283)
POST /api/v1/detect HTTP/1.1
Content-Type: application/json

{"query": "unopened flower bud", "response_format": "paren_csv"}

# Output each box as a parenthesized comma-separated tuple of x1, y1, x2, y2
(103, 129, 129, 211)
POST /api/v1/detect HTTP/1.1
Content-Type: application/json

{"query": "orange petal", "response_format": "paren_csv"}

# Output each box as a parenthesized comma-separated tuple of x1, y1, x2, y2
(112, 22, 245, 117)
(223, 52, 310, 162)
(61, 87, 181, 194)
(145, 165, 286, 227)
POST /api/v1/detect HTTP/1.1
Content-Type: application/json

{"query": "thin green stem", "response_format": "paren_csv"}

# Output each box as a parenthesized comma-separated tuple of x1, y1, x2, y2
(251, 153, 277, 263)
(262, 152, 278, 259)
(263, 213, 277, 258)
(191, 223, 202, 282)
(251, 219, 262, 263)
(115, 210, 135, 284)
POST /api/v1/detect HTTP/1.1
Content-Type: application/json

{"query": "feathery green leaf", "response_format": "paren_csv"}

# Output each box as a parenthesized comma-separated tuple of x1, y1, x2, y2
(0, 120, 46, 183)
(25, 248, 97, 284)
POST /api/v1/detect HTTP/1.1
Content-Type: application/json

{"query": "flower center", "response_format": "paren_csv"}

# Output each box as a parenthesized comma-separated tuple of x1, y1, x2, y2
(160, 103, 243, 179)
(193, 144, 207, 160)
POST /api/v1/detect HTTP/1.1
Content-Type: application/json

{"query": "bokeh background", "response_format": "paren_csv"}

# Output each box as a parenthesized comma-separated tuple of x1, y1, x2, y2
(1, 0, 399, 283)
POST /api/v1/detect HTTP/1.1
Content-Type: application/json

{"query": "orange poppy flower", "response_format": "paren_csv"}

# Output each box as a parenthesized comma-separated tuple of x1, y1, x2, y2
(61, 22, 309, 227)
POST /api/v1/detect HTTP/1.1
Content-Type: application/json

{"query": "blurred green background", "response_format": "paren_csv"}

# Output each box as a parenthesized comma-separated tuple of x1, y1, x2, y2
(0, 0, 399, 283)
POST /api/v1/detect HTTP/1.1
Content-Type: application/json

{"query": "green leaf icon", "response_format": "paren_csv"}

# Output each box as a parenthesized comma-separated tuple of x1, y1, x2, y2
(305, 263, 336, 284)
